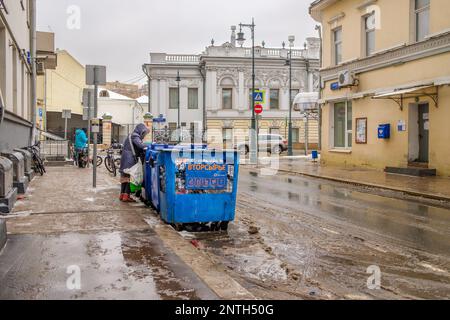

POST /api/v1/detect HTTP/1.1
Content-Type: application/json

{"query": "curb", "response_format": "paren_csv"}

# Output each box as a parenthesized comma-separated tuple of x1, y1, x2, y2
(240, 164, 450, 203)
(153, 224, 256, 300)
(275, 168, 450, 203)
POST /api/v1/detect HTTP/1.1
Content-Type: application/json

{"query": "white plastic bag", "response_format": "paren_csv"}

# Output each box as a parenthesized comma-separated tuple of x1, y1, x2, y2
(125, 159, 143, 186)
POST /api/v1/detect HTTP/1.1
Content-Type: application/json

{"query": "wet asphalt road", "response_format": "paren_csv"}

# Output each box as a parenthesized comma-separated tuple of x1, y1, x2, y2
(192, 164, 450, 299)
(1, 164, 449, 300)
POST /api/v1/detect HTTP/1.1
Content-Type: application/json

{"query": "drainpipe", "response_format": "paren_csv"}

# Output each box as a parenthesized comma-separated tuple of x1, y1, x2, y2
(199, 62, 207, 144)
(29, 0, 37, 145)
(142, 64, 151, 113)
(315, 25, 323, 151)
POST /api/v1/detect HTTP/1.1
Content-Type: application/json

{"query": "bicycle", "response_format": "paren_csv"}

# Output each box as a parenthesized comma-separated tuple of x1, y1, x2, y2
(24, 141, 46, 176)
(103, 146, 121, 177)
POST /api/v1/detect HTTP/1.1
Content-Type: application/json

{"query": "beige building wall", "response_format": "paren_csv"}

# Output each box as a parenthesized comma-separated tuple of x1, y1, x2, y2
(37, 50, 85, 116)
(311, 0, 450, 176)
(320, 0, 450, 69)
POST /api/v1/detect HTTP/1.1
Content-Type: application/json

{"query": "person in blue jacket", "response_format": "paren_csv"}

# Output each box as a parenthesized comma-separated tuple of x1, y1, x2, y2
(74, 129, 88, 168)
(119, 123, 149, 202)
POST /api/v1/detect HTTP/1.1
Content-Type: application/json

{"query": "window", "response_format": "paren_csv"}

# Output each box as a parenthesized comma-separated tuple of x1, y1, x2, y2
(365, 13, 376, 56)
(290, 89, 300, 105)
(270, 89, 279, 110)
(270, 128, 280, 135)
(222, 88, 232, 109)
(188, 88, 198, 109)
(168, 122, 177, 133)
(169, 88, 179, 110)
(333, 28, 342, 65)
(415, 0, 430, 42)
(222, 128, 233, 148)
(292, 128, 300, 143)
(333, 101, 352, 149)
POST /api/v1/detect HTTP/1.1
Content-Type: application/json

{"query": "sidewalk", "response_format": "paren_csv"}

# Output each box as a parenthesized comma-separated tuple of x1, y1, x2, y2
(250, 158, 450, 202)
(0, 166, 226, 299)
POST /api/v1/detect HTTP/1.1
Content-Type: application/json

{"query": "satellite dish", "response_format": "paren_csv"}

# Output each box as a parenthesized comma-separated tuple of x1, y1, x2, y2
(0, 89, 4, 125)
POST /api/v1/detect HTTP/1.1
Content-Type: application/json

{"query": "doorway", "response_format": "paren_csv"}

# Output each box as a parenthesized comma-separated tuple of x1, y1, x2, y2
(418, 103, 429, 163)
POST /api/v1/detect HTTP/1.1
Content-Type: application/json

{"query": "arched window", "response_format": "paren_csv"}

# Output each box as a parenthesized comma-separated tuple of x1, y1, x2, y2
(220, 77, 235, 110)
(99, 90, 110, 98)
(268, 79, 282, 110)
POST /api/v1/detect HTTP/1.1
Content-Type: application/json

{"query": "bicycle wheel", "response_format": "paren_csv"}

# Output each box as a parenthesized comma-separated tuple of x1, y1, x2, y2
(34, 156, 45, 176)
(96, 156, 103, 167)
(104, 156, 115, 173)
(112, 161, 117, 177)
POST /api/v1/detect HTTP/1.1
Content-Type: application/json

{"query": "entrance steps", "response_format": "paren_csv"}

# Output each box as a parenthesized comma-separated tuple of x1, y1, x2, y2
(385, 164, 436, 177)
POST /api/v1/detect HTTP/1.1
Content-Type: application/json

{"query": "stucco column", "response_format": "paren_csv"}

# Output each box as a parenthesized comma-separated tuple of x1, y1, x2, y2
(102, 114, 113, 146)
(238, 71, 245, 111)
(143, 112, 153, 144)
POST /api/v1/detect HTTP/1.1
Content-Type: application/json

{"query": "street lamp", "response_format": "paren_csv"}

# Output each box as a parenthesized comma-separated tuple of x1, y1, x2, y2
(286, 36, 295, 156)
(176, 70, 181, 143)
(237, 18, 258, 164)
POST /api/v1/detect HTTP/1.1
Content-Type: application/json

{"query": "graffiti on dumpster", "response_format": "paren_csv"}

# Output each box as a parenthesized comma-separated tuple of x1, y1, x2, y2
(185, 163, 228, 190)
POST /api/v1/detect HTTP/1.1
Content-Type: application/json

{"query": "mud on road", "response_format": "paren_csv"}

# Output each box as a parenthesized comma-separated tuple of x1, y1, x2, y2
(187, 168, 450, 300)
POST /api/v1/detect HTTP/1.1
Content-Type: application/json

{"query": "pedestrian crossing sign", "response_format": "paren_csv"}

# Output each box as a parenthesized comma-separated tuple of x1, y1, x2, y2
(253, 90, 265, 103)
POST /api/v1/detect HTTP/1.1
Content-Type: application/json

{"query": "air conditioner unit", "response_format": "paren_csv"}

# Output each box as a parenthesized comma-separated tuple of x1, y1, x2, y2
(36, 62, 45, 75)
(338, 70, 357, 87)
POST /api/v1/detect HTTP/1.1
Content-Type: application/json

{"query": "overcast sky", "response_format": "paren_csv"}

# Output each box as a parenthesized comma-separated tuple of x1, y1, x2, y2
(37, 0, 317, 84)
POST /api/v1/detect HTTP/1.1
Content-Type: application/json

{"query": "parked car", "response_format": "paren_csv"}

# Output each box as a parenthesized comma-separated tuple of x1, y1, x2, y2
(236, 134, 288, 155)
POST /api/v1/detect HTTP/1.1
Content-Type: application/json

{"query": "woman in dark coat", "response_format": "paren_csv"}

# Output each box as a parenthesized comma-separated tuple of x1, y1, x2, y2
(119, 123, 150, 202)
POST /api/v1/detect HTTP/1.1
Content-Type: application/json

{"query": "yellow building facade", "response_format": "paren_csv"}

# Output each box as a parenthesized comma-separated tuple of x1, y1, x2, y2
(37, 49, 86, 133)
(310, 0, 450, 176)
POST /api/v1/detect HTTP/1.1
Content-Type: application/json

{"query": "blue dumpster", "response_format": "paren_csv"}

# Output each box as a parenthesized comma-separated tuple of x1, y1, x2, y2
(154, 148, 240, 230)
(144, 144, 169, 210)
(144, 143, 209, 211)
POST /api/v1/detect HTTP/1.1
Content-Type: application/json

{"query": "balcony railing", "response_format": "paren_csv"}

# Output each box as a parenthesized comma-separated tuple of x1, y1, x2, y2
(243, 48, 306, 58)
(165, 54, 200, 64)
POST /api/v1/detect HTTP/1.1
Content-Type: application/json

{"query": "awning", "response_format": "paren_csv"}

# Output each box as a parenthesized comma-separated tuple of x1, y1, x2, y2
(373, 85, 433, 98)
(293, 92, 319, 113)
(372, 85, 439, 110)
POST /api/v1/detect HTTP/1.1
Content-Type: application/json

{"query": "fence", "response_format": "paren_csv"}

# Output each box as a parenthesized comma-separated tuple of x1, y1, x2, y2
(39, 139, 70, 160)
(152, 128, 205, 144)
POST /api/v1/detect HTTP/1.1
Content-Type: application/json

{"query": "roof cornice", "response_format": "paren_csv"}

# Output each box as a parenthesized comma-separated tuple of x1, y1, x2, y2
(309, 0, 340, 22)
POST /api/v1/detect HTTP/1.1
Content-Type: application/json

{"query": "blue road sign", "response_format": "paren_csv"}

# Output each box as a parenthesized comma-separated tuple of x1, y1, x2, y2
(253, 92, 264, 102)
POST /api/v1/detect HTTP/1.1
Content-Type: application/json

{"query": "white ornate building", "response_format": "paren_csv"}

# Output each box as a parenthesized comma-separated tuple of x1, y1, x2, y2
(145, 27, 320, 149)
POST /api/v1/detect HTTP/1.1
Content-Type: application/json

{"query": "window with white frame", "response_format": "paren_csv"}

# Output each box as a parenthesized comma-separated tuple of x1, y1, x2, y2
(415, 0, 430, 42)
(270, 89, 280, 110)
(333, 27, 342, 65)
(364, 12, 376, 56)
(188, 88, 198, 109)
(333, 101, 352, 149)
(222, 88, 233, 110)
(292, 128, 300, 143)
(169, 88, 179, 110)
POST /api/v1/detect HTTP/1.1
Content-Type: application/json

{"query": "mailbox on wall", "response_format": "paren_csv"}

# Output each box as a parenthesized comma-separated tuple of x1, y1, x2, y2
(378, 124, 391, 139)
